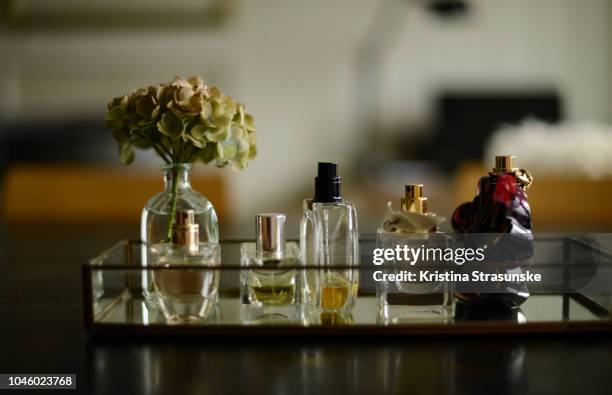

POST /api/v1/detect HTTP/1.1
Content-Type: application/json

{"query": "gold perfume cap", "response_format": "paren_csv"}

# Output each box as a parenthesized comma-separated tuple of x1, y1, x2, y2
(401, 184, 428, 214)
(493, 155, 516, 174)
(173, 209, 199, 254)
(256, 213, 286, 257)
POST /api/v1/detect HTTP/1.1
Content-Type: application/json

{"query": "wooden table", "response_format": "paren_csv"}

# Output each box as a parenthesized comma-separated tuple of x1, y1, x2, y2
(1, 225, 611, 394)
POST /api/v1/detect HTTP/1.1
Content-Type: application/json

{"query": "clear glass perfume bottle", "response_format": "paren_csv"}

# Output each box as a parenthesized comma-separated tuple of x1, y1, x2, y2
(241, 213, 300, 307)
(300, 162, 359, 314)
(151, 210, 220, 324)
(377, 184, 452, 324)
(299, 198, 319, 306)
(141, 164, 218, 311)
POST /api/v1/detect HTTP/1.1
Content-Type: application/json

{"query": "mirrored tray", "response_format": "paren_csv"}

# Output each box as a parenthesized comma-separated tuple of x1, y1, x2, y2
(82, 238, 612, 336)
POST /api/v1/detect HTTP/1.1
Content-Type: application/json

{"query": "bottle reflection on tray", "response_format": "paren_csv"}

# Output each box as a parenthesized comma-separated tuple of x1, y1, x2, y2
(240, 304, 308, 325)
(319, 311, 354, 326)
(454, 303, 527, 324)
(150, 210, 220, 324)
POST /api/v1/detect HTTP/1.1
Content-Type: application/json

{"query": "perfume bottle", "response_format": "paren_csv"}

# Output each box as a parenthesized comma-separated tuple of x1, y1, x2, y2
(299, 198, 317, 305)
(300, 162, 359, 314)
(377, 184, 452, 324)
(151, 210, 220, 324)
(452, 155, 534, 309)
(241, 213, 300, 306)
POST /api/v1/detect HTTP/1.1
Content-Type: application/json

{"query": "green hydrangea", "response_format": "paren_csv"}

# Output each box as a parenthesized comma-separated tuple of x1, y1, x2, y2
(106, 76, 257, 170)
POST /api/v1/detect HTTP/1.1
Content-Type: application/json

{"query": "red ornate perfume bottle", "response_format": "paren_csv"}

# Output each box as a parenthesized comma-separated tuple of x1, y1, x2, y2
(452, 155, 534, 310)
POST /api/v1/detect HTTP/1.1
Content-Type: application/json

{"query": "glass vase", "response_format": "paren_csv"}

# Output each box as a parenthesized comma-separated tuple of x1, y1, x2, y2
(140, 164, 219, 310)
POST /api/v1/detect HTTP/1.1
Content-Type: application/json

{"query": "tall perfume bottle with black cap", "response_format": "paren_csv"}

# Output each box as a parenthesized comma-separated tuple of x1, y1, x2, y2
(300, 162, 359, 314)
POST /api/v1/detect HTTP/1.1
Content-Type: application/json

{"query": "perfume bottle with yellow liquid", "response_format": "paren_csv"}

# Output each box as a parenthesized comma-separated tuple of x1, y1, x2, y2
(241, 213, 299, 306)
(300, 162, 360, 314)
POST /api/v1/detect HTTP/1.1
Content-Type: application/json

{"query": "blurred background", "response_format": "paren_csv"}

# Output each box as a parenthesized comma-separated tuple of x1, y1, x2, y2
(1, 0, 612, 239)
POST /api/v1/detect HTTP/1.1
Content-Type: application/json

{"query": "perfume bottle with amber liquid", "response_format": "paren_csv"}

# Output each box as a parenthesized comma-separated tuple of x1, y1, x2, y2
(300, 162, 359, 314)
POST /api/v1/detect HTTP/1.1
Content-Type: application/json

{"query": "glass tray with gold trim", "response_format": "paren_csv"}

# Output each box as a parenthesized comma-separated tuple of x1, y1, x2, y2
(82, 238, 612, 336)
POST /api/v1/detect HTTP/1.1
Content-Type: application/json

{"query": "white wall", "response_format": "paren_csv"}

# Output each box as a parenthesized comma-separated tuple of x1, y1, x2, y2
(1, 0, 611, 221)
(383, 0, 612, 129)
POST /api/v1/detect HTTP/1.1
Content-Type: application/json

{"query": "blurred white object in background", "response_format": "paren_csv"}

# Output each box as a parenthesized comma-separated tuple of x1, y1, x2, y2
(485, 119, 612, 179)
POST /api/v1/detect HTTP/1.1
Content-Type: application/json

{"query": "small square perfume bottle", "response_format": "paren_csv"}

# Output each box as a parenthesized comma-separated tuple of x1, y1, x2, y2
(241, 214, 300, 309)
(377, 184, 453, 324)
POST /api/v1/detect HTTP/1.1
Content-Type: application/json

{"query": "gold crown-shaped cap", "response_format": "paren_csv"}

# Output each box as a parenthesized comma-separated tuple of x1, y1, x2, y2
(493, 155, 516, 174)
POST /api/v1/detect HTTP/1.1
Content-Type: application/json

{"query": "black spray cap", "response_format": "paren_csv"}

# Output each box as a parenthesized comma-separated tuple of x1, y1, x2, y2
(313, 162, 342, 203)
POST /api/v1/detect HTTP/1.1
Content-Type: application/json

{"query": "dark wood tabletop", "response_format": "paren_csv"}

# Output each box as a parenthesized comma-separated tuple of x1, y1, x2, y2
(1, 225, 611, 395)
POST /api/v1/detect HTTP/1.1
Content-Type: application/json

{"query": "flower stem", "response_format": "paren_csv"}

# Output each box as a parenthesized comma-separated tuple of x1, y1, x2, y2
(157, 140, 173, 162)
(165, 166, 180, 243)
(153, 144, 171, 164)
